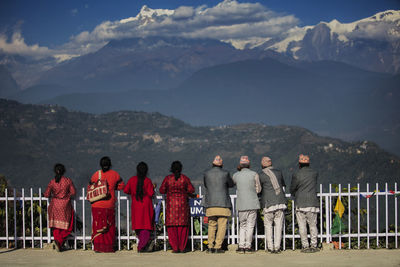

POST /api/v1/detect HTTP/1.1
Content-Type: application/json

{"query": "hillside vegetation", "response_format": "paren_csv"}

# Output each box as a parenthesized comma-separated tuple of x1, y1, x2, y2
(0, 99, 399, 190)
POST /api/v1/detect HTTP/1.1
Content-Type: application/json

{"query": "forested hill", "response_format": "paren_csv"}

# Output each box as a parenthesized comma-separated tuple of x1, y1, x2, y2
(0, 99, 399, 190)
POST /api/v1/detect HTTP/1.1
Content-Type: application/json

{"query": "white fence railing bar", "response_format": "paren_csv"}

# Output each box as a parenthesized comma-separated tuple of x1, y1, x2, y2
(0, 182, 399, 251)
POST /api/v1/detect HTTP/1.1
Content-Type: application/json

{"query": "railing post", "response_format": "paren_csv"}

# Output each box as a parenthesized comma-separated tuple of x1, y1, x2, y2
(73, 199, 77, 250)
(319, 184, 322, 244)
(22, 188, 26, 249)
(395, 182, 398, 249)
(13, 188, 17, 248)
(30, 188, 34, 248)
(329, 184, 332, 243)
(348, 183, 351, 249)
(191, 216, 194, 251)
(163, 198, 166, 251)
(117, 191, 121, 251)
(126, 198, 130, 250)
(230, 196, 236, 244)
(39, 188, 43, 248)
(357, 183, 360, 249)
(367, 183, 370, 249)
(292, 199, 295, 250)
(339, 184, 342, 249)
(5, 188, 8, 248)
(199, 186, 203, 252)
(385, 183, 388, 248)
(376, 183, 379, 248)
(82, 187, 86, 250)
(46, 196, 50, 244)
(325, 195, 330, 243)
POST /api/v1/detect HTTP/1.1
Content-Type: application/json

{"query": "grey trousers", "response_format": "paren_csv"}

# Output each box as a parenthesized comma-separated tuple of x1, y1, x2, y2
(263, 209, 284, 251)
(238, 210, 257, 249)
(295, 210, 318, 248)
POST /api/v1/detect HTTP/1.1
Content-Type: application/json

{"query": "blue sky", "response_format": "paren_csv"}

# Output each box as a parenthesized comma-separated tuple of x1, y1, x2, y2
(1, 0, 399, 47)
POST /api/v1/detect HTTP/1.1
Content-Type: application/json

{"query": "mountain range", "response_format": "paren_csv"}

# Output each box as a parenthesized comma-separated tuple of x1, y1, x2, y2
(1, 99, 399, 190)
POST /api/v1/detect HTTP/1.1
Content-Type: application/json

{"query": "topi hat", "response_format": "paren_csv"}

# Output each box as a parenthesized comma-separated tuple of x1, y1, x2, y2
(240, 156, 250, 165)
(213, 155, 223, 166)
(261, 156, 272, 167)
(299, 154, 310, 164)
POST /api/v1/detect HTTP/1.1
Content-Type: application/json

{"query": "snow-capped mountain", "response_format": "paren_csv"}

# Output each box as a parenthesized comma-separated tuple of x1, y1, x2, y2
(119, 5, 174, 25)
(251, 10, 400, 73)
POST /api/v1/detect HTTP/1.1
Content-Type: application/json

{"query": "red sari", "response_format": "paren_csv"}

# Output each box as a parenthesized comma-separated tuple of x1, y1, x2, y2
(123, 176, 155, 230)
(90, 169, 124, 253)
(124, 176, 155, 252)
(159, 174, 195, 252)
(44, 177, 76, 247)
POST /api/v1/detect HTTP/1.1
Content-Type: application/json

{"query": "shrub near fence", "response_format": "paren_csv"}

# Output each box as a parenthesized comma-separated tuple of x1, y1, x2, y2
(0, 183, 399, 251)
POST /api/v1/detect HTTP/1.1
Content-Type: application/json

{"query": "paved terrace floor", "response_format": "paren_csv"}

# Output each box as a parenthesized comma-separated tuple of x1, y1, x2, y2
(1, 247, 400, 267)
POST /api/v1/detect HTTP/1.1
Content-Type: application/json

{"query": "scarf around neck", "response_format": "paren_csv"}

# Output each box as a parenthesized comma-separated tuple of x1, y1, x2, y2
(262, 167, 281, 195)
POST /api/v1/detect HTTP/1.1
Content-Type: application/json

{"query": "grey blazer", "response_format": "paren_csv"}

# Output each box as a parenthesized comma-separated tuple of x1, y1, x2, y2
(290, 166, 319, 208)
(203, 167, 234, 208)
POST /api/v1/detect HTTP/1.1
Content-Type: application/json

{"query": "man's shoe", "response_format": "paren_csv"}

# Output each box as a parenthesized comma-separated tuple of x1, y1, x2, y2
(214, 248, 225, 254)
(273, 249, 282, 254)
(266, 248, 273, 253)
(309, 247, 320, 253)
(236, 247, 245, 254)
(301, 247, 310, 253)
(245, 248, 255, 254)
(206, 248, 215, 253)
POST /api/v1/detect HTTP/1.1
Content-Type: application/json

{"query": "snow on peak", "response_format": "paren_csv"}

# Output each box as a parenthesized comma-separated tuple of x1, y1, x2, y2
(138, 5, 174, 18)
(223, 37, 271, 50)
(268, 26, 312, 53)
(259, 9, 400, 53)
(119, 5, 174, 24)
(367, 10, 400, 23)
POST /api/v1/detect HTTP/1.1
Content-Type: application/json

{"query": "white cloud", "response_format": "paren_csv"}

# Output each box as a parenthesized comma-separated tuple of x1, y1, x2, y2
(63, 0, 299, 55)
(0, 30, 52, 58)
(173, 6, 195, 19)
(0, 1, 300, 59)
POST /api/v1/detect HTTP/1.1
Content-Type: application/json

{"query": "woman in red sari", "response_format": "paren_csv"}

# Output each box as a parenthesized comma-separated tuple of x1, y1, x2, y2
(124, 162, 155, 252)
(44, 163, 76, 252)
(159, 161, 195, 253)
(90, 156, 125, 253)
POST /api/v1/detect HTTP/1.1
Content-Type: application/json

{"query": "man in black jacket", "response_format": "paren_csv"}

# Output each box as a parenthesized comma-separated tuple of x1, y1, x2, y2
(203, 155, 234, 253)
(290, 154, 320, 253)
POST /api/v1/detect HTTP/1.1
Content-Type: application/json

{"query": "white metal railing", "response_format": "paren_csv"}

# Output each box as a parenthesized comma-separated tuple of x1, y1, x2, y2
(0, 183, 399, 251)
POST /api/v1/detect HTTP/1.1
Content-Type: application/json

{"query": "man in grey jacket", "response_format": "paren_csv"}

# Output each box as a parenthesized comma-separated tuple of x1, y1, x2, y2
(290, 154, 320, 253)
(203, 155, 234, 254)
(259, 156, 287, 254)
(233, 156, 261, 254)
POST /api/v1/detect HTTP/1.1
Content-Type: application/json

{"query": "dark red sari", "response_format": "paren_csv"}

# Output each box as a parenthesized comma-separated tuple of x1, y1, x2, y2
(159, 174, 195, 252)
(44, 176, 76, 248)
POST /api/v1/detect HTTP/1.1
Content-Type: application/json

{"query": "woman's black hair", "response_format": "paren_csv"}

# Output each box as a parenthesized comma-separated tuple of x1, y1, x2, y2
(136, 162, 148, 201)
(170, 161, 183, 181)
(54, 163, 65, 183)
(100, 156, 112, 172)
